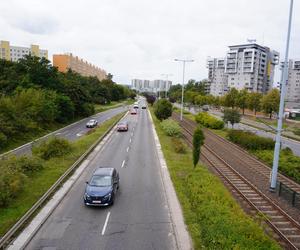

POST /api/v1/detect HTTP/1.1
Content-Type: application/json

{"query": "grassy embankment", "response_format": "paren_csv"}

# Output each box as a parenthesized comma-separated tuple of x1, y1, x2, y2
(150, 108, 280, 249)
(0, 112, 124, 237)
(0, 100, 131, 155)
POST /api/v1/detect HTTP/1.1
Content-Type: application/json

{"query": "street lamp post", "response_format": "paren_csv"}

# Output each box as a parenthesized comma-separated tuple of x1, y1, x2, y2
(270, 0, 294, 191)
(161, 74, 173, 98)
(174, 59, 194, 121)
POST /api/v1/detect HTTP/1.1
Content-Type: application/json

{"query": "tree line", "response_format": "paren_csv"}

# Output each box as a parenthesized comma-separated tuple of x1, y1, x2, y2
(0, 55, 135, 149)
(168, 80, 280, 118)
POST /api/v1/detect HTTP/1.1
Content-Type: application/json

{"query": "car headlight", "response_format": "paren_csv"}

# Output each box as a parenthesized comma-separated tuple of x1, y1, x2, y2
(84, 193, 91, 199)
(104, 193, 111, 200)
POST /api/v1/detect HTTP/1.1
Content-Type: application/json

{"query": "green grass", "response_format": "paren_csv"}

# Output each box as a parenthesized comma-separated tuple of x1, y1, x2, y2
(151, 109, 280, 249)
(94, 99, 134, 113)
(0, 112, 125, 237)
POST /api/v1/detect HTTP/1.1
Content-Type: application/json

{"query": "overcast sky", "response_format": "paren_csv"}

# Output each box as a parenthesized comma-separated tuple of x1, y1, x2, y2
(1, 0, 299, 86)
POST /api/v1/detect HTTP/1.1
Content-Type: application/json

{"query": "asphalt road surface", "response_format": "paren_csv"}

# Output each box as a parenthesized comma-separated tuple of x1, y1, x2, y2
(5, 106, 128, 157)
(25, 104, 177, 250)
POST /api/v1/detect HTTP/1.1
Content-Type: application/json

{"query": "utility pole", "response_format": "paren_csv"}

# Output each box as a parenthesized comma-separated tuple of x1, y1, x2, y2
(174, 59, 194, 120)
(270, 0, 294, 191)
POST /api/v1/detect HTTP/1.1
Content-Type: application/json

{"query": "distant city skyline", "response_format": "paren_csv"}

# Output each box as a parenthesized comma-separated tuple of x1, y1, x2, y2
(0, 0, 299, 86)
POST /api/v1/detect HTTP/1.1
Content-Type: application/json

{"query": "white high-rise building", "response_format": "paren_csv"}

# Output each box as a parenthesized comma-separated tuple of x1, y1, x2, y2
(225, 43, 279, 93)
(131, 79, 172, 93)
(207, 58, 228, 96)
(284, 60, 300, 109)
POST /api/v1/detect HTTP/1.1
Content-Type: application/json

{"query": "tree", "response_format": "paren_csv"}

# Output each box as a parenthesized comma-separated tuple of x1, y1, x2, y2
(223, 108, 241, 128)
(146, 94, 156, 106)
(261, 89, 280, 119)
(224, 88, 239, 108)
(154, 99, 172, 121)
(237, 89, 249, 115)
(193, 127, 205, 168)
(247, 92, 262, 116)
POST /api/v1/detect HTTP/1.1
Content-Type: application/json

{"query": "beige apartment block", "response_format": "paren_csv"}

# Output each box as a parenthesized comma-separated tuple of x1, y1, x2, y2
(0, 40, 48, 62)
(53, 53, 106, 81)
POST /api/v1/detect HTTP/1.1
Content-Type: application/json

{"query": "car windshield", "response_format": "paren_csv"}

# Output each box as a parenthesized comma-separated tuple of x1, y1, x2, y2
(89, 120, 95, 123)
(89, 175, 112, 187)
(118, 122, 126, 126)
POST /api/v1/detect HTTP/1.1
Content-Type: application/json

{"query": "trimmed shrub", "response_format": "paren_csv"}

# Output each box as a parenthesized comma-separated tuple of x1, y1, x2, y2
(227, 130, 274, 150)
(15, 156, 44, 174)
(172, 137, 186, 154)
(154, 99, 172, 121)
(161, 119, 181, 137)
(33, 137, 73, 160)
(195, 112, 224, 129)
(193, 127, 205, 167)
(0, 163, 26, 207)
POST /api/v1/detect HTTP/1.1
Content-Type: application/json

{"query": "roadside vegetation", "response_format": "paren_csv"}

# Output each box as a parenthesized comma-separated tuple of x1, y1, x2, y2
(0, 113, 124, 237)
(0, 56, 135, 153)
(150, 108, 280, 249)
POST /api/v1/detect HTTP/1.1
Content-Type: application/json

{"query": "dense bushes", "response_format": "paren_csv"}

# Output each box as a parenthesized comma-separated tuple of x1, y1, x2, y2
(161, 119, 181, 137)
(254, 149, 300, 184)
(33, 137, 72, 160)
(227, 130, 274, 150)
(195, 112, 224, 129)
(154, 99, 172, 121)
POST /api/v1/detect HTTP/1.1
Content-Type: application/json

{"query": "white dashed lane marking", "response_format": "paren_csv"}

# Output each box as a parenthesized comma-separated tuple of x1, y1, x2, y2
(101, 212, 111, 235)
(121, 160, 125, 168)
(126, 147, 129, 152)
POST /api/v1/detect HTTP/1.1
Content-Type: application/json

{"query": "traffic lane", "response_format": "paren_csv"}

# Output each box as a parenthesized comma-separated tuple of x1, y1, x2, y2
(25, 113, 137, 250)
(56, 106, 127, 141)
(99, 108, 176, 250)
(11, 106, 127, 157)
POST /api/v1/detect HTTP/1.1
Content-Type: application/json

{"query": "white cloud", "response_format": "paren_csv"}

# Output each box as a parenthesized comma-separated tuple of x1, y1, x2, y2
(0, 0, 299, 85)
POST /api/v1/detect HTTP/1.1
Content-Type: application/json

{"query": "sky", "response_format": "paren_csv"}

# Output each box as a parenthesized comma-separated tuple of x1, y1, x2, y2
(1, 0, 299, 86)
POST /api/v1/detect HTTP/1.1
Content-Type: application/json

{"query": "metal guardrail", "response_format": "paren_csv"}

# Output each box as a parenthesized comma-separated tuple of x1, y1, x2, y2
(277, 181, 300, 210)
(0, 112, 125, 249)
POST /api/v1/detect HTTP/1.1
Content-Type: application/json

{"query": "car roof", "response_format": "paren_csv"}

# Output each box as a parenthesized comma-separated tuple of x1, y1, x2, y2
(89, 119, 96, 122)
(93, 167, 115, 176)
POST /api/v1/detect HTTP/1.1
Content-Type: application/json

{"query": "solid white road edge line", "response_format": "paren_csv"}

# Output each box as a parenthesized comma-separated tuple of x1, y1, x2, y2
(147, 109, 192, 250)
(8, 111, 129, 250)
(121, 160, 125, 168)
(101, 212, 111, 235)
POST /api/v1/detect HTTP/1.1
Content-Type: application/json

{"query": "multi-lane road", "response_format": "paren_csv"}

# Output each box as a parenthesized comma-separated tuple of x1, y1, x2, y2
(2, 106, 128, 157)
(23, 103, 178, 249)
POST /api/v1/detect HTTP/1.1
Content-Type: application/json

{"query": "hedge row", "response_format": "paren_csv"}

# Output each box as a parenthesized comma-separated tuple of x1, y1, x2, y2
(227, 130, 274, 150)
(0, 137, 72, 207)
(195, 112, 224, 129)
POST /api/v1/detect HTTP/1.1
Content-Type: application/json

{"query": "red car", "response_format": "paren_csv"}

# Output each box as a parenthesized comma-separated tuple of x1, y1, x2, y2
(117, 121, 128, 131)
(130, 109, 137, 115)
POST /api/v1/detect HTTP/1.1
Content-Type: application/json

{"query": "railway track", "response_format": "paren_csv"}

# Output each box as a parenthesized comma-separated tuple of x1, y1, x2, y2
(172, 112, 300, 249)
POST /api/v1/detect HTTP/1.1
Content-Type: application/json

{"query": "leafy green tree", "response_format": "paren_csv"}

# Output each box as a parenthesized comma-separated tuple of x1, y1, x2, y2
(261, 89, 280, 119)
(224, 88, 239, 108)
(237, 89, 249, 115)
(154, 99, 172, 121)
(223, 108, 241, 128)
(193, 127, 205, 168)
(247, 92, 262, 116)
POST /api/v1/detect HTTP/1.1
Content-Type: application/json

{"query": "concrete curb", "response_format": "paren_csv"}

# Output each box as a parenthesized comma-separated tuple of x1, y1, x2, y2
(7, 112, 128, 250)
(147, 109, 193, 250)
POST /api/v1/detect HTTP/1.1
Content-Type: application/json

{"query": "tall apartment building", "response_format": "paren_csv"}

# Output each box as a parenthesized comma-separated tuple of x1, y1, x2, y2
(0, 40, 48, 62)
(283, 60, 300, 109)
(131, 79, 172, 93)
(207, 57, 228, 96)
(53, 53, 106, 81)
(225, 43, 279, 93)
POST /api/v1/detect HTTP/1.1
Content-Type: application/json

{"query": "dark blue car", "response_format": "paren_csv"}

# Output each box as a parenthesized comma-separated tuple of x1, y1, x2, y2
(84, 167, 119, 206)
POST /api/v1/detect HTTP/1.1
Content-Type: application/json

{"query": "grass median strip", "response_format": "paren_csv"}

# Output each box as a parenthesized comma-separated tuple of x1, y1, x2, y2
(0, 112, 124, 237)
(150, 109, 280, 249)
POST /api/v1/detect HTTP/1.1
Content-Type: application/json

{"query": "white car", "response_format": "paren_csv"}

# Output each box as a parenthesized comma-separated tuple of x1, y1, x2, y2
(86, 119, 98, 128)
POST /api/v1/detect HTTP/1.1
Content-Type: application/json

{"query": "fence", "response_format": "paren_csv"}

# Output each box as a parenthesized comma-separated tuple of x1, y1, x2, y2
(277, 181, 300, 209)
